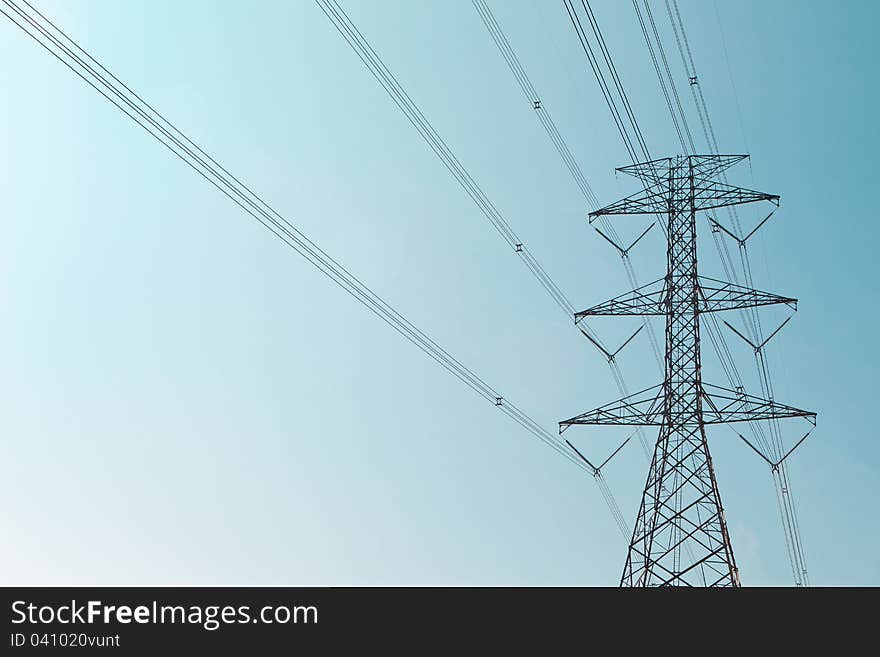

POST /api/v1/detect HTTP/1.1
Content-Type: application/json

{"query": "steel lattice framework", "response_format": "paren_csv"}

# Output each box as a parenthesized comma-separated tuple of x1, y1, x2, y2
(561, 155, 815, 587)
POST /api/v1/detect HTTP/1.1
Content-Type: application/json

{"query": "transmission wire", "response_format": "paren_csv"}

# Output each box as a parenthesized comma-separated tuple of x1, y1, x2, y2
(0, 0, 636, 529)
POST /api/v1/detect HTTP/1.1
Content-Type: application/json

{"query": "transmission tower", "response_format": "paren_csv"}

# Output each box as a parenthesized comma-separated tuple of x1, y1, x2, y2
(560, 155, 815, 587)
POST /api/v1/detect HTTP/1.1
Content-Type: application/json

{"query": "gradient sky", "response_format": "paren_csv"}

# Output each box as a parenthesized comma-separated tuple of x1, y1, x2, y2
(1, 0, 877, 585)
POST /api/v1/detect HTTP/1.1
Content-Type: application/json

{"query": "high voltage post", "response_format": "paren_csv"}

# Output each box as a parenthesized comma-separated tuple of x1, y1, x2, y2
(2, 0, 824, 586)
(560, 155, 816, 586)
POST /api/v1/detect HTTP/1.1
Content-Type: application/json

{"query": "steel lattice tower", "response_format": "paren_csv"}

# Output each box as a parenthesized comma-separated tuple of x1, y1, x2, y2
(561, 155, 815, 586)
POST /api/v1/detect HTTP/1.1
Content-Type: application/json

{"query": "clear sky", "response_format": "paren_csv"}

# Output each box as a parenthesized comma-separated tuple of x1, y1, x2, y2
(1, 1, 877, 585)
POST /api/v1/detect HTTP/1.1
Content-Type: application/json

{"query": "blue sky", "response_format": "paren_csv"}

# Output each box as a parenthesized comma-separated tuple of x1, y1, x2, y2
(1, 1, 877, 585)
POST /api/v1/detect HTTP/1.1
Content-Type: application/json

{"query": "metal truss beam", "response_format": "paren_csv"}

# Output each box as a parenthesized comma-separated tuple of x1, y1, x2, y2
(574, 277, 796, 318)
(559, 383, 814, 429)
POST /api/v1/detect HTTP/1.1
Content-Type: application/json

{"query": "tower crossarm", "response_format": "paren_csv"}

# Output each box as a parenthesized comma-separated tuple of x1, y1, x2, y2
(559, 382, 814, 431)
(589, 180, 778, 219)
(616, 155, 749, 185)
(575, 276, 796, 318)
(559, 384, 665, 429)
(697, 277, 797, 313)
(701, 384, 816, 425)
(575, 278, 667, 317)
(590, 155, 779, 220)
(692, 180, 779, 211)
(683, 154, 750, 181)
(588, 181, 671, 218)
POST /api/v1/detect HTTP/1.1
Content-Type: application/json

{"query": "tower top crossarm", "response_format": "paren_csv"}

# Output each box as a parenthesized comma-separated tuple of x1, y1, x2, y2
(617, 155, 748, 183)
(589, 155, 779, 219)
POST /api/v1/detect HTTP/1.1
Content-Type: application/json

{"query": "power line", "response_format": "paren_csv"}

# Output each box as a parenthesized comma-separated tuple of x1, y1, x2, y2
(578, 0, 652, 160)
(562, 0, 672, 251)
(712, 0, 752, 166)
(0, 0, 633, 534)
(631, 0, 694, 153)
(315, 0, 577, 320)
(562, 0, 646, 163)
(472, 0, 599, 207)
(664, 0, 809, 586)
(473, 0, 663, 456)
(621, 0, 811, 585)
(313, 0, 635, 537)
